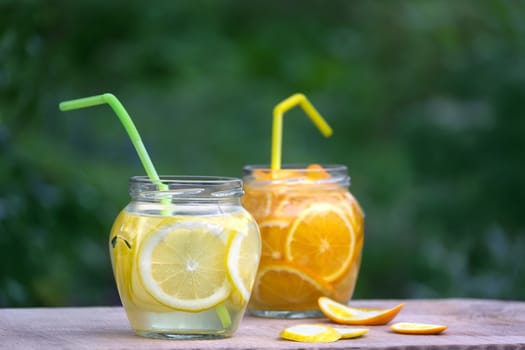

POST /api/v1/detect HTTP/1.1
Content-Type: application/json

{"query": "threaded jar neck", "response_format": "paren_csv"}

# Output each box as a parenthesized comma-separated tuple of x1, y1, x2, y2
(242, 164, 350, 188)
(129, 176, 244, 202)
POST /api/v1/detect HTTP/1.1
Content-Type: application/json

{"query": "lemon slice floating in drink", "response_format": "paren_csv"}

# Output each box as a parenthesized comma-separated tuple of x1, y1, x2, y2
(226, 222, 261, 304)
(138, 220, 232, 312)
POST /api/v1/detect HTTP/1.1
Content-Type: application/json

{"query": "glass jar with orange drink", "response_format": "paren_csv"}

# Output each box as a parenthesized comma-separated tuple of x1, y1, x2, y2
(242, 164, 364, 318)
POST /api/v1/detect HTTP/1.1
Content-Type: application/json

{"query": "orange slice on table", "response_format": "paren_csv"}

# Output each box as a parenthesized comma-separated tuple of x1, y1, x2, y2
(252, 263, 333, 310)
(280, 324, 341, 343)
(285, 203, 356, 282)
(258, 219, 290, 262)
(318, 297, 404, 325)
(390, 322, 447, 335)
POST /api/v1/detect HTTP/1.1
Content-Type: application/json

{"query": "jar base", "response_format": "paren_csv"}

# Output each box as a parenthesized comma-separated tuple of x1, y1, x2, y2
(249, 309, 323, 319)
(135, 330, 230, 340)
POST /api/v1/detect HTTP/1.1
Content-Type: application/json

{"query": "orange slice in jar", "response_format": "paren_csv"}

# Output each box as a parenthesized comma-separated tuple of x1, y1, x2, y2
(242, 189, 272, 219)
(285, 203, 356, 282)
(274, 192, 314, 218)
(252, 169, 273, 180)
(253, 168, 302, 181)
(258, 219, 290, 262)
(275, 190, 355, 223)
(318, 297, 404, 325)
(342, 191, 365, 233)
(252, 263, 333, 310)
(390, 322, 447, 335)
(305, 163, 331, 181)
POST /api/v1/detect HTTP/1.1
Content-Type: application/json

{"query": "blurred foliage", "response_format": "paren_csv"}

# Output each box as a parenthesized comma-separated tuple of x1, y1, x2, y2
(1, 0, 524, 307)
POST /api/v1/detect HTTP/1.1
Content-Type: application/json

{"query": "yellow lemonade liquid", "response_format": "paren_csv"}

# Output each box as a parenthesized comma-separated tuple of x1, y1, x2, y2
(110, 204, 260, 339)
(242, 164, 364, 318)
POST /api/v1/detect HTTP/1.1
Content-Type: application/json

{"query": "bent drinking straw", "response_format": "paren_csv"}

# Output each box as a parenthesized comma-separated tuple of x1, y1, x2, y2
(271, 93, 333, 170)
(59, 93, 166, 190)
(59, 93, 232, 327)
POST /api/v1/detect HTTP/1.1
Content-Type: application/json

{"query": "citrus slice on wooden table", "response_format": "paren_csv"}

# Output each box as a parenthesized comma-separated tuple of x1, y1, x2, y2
(390, 322, 447, 335)
(318, 297, 403, 325)
(138, 220, 231, 312)
(332, 326, 369, 339)
(280, 324, 341, 343)
(285, 203, 355, 282)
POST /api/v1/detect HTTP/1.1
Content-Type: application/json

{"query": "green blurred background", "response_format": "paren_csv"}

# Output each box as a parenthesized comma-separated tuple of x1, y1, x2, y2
(1, 0, 524, 307)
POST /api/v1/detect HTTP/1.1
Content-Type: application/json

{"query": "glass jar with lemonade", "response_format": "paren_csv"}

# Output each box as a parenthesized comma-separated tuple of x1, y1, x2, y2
(242, 164, 364, 318)
(109, 176, 261, 339)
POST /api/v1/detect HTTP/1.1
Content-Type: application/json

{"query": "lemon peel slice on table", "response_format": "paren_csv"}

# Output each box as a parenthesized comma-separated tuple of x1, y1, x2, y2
(318, 297, 404, 325)
(138, 220, 232, 312)
(390, 322, 448, 335)
(280, 324, 368, 343)
(332, 326, 369, 339)
(280, 324, 341, 343)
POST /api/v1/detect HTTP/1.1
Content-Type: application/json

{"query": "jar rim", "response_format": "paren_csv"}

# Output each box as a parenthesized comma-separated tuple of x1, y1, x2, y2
(130, 175, 242, 186)
(242, 163, 347, 172)
(242, 164, 350, 187)
(129, 176, 243, 201)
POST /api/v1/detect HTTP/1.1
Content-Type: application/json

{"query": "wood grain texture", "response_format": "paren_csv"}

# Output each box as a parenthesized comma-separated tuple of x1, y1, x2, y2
(1, 299, 524, 350)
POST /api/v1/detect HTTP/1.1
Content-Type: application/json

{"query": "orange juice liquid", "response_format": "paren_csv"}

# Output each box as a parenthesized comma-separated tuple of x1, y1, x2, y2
(242, 165, 364, 318)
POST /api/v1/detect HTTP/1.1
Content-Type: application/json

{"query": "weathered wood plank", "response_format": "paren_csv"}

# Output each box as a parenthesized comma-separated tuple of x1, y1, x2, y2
(1, 299, 524, 349)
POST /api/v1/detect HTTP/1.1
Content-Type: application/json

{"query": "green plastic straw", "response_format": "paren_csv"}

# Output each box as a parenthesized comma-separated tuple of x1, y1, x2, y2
(59, 93, 166, 190)
(59, 93, 232, 328)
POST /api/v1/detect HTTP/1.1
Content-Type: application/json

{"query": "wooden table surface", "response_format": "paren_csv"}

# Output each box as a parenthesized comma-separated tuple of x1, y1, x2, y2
(1, 299, 524, 349)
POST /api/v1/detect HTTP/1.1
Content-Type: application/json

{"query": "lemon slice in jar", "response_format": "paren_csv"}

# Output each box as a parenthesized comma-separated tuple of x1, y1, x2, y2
(226, 221, 261, 304)
(138, 219, 231, 312)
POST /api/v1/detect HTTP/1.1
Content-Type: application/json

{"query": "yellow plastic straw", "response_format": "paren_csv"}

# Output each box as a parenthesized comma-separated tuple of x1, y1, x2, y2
(271, 93, 333, 170)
